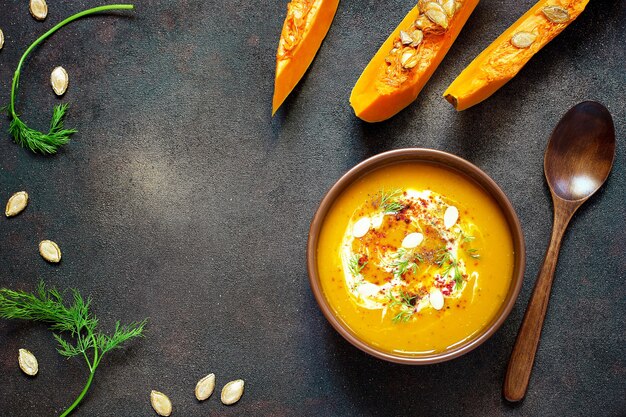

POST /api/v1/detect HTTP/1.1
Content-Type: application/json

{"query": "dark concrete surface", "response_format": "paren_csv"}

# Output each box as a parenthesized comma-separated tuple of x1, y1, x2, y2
(0, 0, 624, 416)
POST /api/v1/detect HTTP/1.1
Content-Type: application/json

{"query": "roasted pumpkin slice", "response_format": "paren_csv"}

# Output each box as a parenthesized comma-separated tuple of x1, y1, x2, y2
(444, 0, 589, 111)
(273, 0, 340, 115)
(350, 0, 479, 122)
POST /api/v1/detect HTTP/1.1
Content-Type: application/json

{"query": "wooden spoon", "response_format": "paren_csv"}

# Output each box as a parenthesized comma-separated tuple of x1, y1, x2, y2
(503, 101, 616, 402)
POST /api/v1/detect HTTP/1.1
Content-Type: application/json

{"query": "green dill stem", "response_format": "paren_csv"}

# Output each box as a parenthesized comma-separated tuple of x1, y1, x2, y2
(59, 368, 95, 417)
(9, 4, 135, 118)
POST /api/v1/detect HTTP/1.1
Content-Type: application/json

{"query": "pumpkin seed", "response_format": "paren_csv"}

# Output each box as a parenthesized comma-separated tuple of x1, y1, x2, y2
(442, 0, 456, 17)
(50, 66, 69, 96)
(429, 288, 445, 310)
(399, 30, 413, 45)
(542, 5, 570, 24)
(5, 191, 29, 217)
(352, 217, 370, 238)
(150, 390, 172, 416)
(401, 51, 419, 69)
(511, 31, 537, 49)
(410, 29, 424, 47)
(221, 379, 244, 405)
(0, 29, 4, 50)
(29, 0, 48, 21)
(421, 1, 446, 14)
(402, 232, 424, 248)
(195, 373, 215, 401)
(443, 205, 459, 229)
(18, 349, 38, 376)
(425, 9, 449, 30)
(39, 240, 61, 263)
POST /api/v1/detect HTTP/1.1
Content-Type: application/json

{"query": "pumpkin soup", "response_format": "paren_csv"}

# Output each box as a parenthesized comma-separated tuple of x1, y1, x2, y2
(317, 162, 514, 355)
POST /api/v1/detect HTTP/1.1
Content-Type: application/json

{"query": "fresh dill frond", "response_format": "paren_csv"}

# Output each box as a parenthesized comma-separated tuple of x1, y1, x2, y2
(348, 253, 367, 276)
(5, 4, 135, 154)
(387, 289, 417, 323)
(379, 188, 404, 213)
(387, 248, 420, 280)
(0, 280, 146, 417)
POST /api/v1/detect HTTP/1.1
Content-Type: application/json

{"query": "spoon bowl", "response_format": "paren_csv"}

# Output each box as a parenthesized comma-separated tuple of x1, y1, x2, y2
(504, 101, 616, 402)
(544, 101, 616, 201)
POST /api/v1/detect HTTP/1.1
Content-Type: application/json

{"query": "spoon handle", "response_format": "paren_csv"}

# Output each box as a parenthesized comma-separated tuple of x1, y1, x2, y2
(503, 201, 575, 402)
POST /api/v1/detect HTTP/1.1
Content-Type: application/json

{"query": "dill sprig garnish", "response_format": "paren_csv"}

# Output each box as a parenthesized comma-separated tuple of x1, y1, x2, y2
(5, 4, 135, 154)
(0, 281, 147, 417)
(387, 289, 417, 323)
(387, 248, 420, 280)
(436, 247, 464, 290)
(348, 253, 367, 276)
(379, 188, 404, 213)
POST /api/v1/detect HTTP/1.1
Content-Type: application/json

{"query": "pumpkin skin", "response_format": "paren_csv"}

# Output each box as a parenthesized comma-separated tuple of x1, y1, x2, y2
(350, 0, 479, 123)
(273, 0, 340, 115)
(444, 0, 590, 111)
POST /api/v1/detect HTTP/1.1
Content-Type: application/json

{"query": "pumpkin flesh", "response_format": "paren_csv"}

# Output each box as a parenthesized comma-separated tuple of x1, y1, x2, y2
(444, 0, 590, 111)
(273, 0, 340, 115)
(350, 0, 479, 123)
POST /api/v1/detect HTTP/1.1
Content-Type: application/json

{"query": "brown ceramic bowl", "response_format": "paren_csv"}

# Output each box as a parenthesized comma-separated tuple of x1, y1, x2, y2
(307, 148, 525, 364)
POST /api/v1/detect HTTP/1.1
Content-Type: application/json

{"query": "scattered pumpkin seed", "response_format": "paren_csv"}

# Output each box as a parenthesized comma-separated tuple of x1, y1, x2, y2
(195, 373, 215, 401)
(18, 348, 38, 376)
(399, 30, 413, 45)
(5, 191, 29, 217)
(29, 0, 48, 21)
(0, 29, 4, 50)
(542, 5, 570, 24)
(39, 240, 61, 263)
(425, 9, 449, 30)
(221, 379, 244, 405)
(50, 66, 69, 96)
(150, 390, 172, 416)
(511, 31, 537, 49)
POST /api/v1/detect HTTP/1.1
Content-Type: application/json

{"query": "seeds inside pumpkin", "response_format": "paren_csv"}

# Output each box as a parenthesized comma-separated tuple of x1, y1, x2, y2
(6, 191, 29, 217)
(29, 0, 48, 21)
(542, 5, 570, 24)
(18, 349, 39, 376)
(221, 379, 244, 405)
(39, 240, 62, 263)
(50, 67, 69, 96)
(425, 9, 449, 30)
(511, 31, 537, 49)
(150, 390, 172, 416)
(195, 373, 215, 401)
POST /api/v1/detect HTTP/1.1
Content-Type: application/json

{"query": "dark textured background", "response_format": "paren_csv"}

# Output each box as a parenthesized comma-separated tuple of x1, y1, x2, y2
(0, 0, 624, 416)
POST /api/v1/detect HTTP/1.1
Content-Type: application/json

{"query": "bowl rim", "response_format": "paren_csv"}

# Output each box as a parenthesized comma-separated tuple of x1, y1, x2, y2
(306, 148, 526, 365)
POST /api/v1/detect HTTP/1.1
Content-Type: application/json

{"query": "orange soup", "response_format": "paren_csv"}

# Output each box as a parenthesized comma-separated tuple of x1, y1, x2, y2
(317, 162, 514, 356)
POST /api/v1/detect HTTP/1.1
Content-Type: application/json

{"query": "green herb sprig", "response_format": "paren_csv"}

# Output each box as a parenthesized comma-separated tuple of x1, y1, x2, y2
(348, 253, 367, 276)
(436, 247, 464, 290)
(387, 289, 417, 323)
(5, 4, 135, 154)
(379, 188, 404, 213)
(0, 281, 147, 417)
